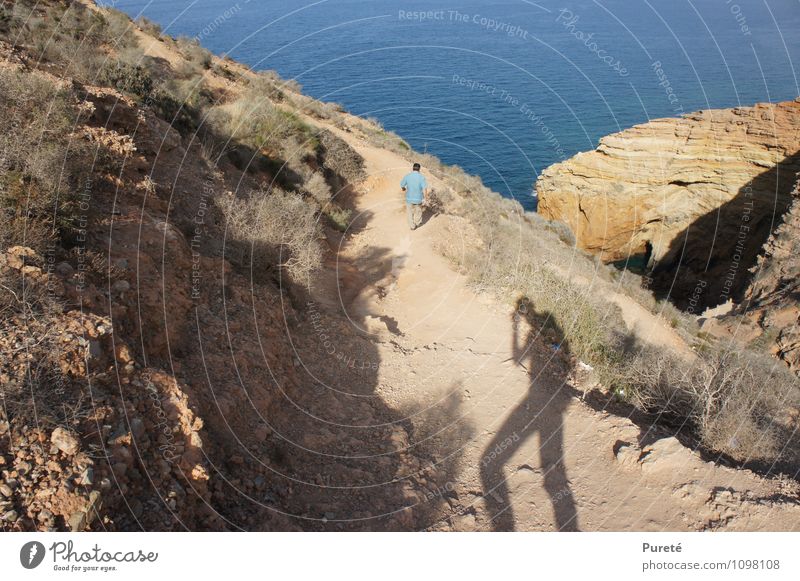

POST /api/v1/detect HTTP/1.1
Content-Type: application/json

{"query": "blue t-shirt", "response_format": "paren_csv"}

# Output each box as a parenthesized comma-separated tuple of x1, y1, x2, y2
(401, 171, 427, 204)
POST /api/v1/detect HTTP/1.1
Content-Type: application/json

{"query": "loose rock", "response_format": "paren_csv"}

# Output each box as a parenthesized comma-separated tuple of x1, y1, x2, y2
(51, 427, 80, 456)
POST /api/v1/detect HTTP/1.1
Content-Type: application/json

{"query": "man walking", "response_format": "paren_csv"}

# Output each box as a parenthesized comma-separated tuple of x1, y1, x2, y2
(400, 163, 428, 230)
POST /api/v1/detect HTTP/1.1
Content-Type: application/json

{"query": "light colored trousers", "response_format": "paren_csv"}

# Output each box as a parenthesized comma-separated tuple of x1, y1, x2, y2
(406, 202, 423, 230)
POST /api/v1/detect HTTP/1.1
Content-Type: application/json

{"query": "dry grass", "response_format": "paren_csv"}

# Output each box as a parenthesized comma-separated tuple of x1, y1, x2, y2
(3, 1, 139, 83)
(0, 247, 79, 426)
(436, 186, 626, 366)
(135, 15, 163, 38)
(359, 117, 412, 156)
(207, 87, 317, 162)
(297, 97, 345, 121)
(100, 61, 154, 99)
(218, 188, 323, 286)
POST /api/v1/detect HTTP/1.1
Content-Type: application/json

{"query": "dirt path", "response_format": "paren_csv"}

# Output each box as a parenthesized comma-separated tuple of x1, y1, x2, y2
(296, 122, 800, 531)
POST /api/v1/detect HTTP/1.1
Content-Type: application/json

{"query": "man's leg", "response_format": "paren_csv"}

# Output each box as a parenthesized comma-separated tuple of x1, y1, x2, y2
(412, 204, 423, 228)
(406, 203, 416, 230)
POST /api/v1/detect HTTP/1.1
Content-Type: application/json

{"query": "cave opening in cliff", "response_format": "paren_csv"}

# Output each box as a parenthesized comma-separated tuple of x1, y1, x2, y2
(612, 241, 653, 275)
(646, 150, 800, 312)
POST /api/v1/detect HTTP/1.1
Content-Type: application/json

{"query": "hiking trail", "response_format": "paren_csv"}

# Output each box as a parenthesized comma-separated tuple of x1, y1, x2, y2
(295, 121, 800, 531)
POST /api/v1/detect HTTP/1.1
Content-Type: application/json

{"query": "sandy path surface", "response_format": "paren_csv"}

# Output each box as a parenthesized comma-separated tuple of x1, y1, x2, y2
(302, 129, 800, 531)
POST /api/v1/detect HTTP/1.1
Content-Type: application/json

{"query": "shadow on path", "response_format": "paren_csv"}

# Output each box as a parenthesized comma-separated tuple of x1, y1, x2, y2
(480, 297, 579, 531)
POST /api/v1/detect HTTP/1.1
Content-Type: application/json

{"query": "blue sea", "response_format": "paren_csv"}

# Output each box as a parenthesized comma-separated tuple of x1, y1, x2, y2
(101, 0, 800, 210)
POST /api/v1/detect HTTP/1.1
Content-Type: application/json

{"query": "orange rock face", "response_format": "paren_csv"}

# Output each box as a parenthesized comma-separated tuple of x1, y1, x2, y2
(536, 99, 800, 307)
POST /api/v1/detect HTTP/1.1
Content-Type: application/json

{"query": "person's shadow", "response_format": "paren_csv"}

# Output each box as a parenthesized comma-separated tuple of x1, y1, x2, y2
(480, 297, 579, 531)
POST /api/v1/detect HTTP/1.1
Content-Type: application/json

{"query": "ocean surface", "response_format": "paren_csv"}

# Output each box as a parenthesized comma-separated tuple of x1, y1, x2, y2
(101, 0, 800, 210)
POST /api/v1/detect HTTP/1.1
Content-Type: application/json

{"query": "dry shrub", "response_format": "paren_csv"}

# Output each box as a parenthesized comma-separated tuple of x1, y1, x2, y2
(619, 346, 800, 468)
(218, 188, 323, 285)
(526, 212, 576, 247)
(245, 71, 289, 102)
(423, 118, 794, 473)
(0, 317, 70, 424)
(100, 61, 154, 99)
(175, 35, 213, 70)
(439, 164, 489, 196)
(430, 163, 630, 368)
(453, 210, 624, 365)
(165, 75, 214, 111)
(303, 171, 332, 203)
(324, 205, 352, 232)
(514, 264, 623, 365)
(425, 187, 454, 216)
(0, 249, 60, 320)
(135, 15, 163, 38)
(102, 6, 139, 48)
(318, 130, 365, 184)
(360, 117, 412, 156)
(255, 69, 302, 94)
(0, 69, 84, 254)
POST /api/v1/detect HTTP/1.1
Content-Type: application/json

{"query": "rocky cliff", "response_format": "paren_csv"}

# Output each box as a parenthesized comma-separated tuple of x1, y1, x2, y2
(536, 100, 800, 308)
(743, 176, 800, 371)
(704, 174, 800, 374)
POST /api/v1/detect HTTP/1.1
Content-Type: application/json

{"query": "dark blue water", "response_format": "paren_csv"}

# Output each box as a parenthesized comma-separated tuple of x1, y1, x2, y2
(101, 0, 800, 210)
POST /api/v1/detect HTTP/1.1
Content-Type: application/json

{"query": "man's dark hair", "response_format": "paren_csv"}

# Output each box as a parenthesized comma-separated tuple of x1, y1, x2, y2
(412, 163, 421, 171)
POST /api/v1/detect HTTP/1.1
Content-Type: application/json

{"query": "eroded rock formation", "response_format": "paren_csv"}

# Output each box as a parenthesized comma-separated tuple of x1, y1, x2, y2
(536, 100, 800, 308)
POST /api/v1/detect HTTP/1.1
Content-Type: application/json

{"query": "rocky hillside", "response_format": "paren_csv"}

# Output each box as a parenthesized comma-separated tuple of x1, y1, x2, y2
(0, 0, 428, 531)
(536, 100, 800, 309)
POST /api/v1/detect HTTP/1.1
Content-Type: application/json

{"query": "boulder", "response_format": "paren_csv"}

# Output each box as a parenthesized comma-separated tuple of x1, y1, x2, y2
(639, 437, 695, 474)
